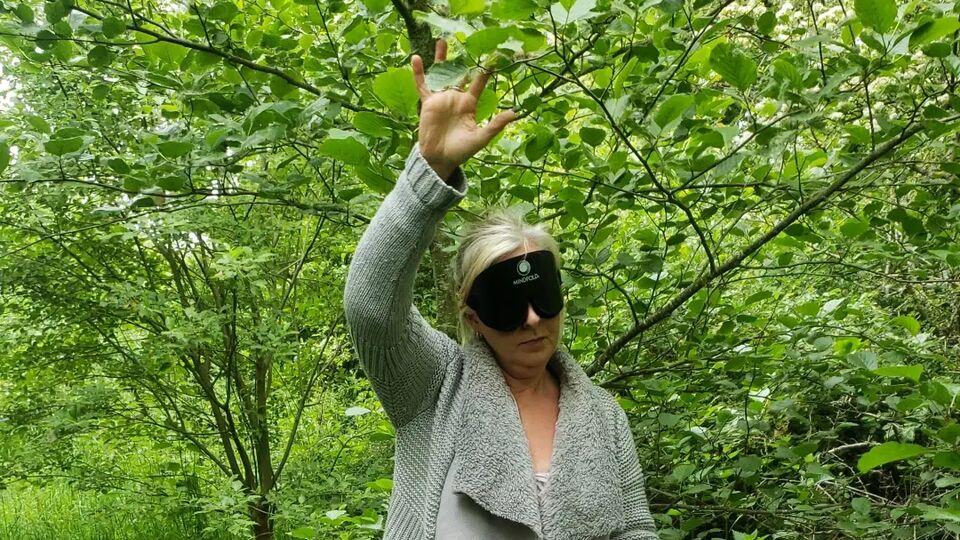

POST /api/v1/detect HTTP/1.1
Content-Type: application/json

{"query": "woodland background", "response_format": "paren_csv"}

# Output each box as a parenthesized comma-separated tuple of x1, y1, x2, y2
(1, 0, 959, 538)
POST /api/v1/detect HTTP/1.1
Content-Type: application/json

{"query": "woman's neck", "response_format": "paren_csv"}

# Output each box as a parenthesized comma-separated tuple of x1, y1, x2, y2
(501, 364, 559, 398)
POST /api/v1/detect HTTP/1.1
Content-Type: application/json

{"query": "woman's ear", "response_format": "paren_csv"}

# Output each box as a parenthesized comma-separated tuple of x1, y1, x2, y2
(464, 309, 482, 334)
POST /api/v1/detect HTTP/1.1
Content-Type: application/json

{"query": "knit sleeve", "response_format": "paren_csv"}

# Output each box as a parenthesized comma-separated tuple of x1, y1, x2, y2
(611, 407, 659, 540)
(343, 145, 466, 428)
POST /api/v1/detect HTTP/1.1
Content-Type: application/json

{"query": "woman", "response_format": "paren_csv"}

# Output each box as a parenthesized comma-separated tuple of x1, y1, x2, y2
(343, 41, 658, 540)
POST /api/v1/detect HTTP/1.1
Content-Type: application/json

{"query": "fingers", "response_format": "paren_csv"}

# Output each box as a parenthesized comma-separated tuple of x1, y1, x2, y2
(411, 55, 430, 99)
(435, 39, 447, 63)
(480, 109, 518, 144)
(468, 69, 491, 99)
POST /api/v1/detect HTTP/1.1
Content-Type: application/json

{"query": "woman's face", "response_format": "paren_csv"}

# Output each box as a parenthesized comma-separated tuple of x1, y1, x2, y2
(465, 246, 562, 377)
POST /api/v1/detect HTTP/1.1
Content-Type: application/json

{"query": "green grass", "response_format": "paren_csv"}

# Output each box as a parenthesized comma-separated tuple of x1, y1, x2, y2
(0, 482, 229, 540)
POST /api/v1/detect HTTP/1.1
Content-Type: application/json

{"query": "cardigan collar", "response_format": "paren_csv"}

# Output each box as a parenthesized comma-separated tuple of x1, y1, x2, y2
(453, 338, 624, 539)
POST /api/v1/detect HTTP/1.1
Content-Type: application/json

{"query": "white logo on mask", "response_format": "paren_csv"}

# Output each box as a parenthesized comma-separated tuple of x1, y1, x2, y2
(517, 259, 531, 276)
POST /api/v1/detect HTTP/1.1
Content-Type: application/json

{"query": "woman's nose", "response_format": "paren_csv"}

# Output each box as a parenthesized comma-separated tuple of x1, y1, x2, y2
(523, 303, 540, 327)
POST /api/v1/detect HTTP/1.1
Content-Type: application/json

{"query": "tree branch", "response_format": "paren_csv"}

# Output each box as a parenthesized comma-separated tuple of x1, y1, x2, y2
(70, 5, 363, 111)
(586, 121, 926, 375)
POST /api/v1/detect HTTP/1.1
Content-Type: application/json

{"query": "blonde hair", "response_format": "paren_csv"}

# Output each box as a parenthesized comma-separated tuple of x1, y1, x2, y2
(454, 207, 562, 344)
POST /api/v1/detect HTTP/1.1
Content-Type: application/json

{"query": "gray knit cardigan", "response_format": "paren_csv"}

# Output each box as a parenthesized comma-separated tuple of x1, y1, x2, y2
(343, 146, 658, 540)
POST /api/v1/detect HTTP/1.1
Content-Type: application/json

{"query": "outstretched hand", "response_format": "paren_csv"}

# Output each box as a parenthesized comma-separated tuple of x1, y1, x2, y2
(413, 40, 517, 181)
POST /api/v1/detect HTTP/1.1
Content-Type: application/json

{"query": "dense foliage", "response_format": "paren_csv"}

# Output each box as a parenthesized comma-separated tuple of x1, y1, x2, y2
(1, 0, 959, 538)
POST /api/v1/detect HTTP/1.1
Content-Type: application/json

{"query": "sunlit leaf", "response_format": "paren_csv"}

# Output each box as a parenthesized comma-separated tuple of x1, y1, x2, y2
(44, 137, 83, 156)
(854, 0, 897, 33)
(709, 43, 757, 90)
(910, 18, 960, 48)
(345, 406, 371, 417)
(372, 67, 419, 116)
(857, 442, 928, 473)
(872, 364, 923, 383)
(157, 141, 193, 159)
(892, 315, 920, 336)
(450, 0, 485, 16)
(101, 16, 126, 38)
(318, 137, 370, 166)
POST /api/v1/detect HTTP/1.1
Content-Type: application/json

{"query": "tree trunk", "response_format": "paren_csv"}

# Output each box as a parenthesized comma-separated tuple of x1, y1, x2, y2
(250, 498, 274, 540)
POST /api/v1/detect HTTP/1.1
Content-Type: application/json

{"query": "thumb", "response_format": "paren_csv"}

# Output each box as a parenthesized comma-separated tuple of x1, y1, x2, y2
(479, 110, 517, 145)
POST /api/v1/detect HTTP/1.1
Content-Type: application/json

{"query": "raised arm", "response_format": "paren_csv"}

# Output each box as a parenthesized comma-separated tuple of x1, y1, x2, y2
(343, 41, 516, 427)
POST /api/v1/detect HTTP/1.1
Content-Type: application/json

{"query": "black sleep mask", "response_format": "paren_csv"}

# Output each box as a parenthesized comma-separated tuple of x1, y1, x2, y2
(465, 250, 563, 332)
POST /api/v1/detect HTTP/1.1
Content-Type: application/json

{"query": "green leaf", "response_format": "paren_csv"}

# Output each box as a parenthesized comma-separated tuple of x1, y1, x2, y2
(317, 137, 370, 166)
(910, 18, 960, 49)
(550, 0, 597, 23)
(269, 77, 297, 98)
(91, 84, 111, 99)
(938, 424, 960, 444)
(345, 406, 370, 417)
(129, 196, 156, 208)
(918, 504, 960, 523)
(757, 11, 776, 34)
(450, 0, 485, 16)
(851, 497, 871, 514)
(123, 176, 145, 192)
(87, 46, 114, 68)
(839, 219, 869, 238)
(892, 315, 920, 336)
(45, 0, 68, 24)
(773, 58, 803, 88)
(857, 442, 928, 473)
(44, 137, 83, 156)
(491, 0, 537, 19)
(158, 176, 186, 191)
(464, 27, 512, 56)
(524, 130, 553, 162)
(888, 207, 925, 236)
(372, 67, 419, 116)
(158, 141, 193, 159)
(36, 30, 57, 50)
(360, 0, 390, 12)
(25, 115, 51, 134)
(367, 477, 393, 491)
(922, 41, 953, 57)
(101, 16, 126, 38)
(709, 43, 757, 90)
(51, 41, 74, 62)
(579, 127, 605, 147)
(107, 158, 131, 174)
(654, 94, 695, 128)
(853, 0, 896, 33)
(565, 200, 588, 222)
(920, 380, 952, 406)
(14, 3, 34, 24)
(512, 28, 547, 52)
(288, 527, 316, 539)
(416, 11, 476, 35)
(933, 452, 960, 470)
(474, 88, 497, 121)
(324, 509, 347, 521)
(425, 59, 470, 91)
(0, 143, 10, 175)
(351, 112, 394, 139)
(355, 165, 393, 194)
(50, 127, 87, 139)
(209, 1, 239, 22)
(144, 41, 188, 66)
(872, 364, 923, 383)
